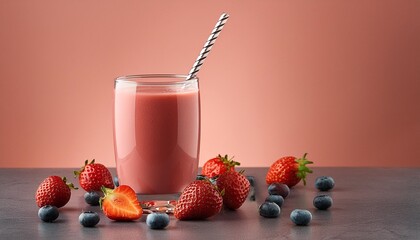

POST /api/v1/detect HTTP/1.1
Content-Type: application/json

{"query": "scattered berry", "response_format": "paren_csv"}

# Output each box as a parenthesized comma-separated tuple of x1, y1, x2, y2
(113, 176, 120, 187)
(246, 176, 255, 187)
(174, 180, 223, 220)
(84, 191, 101, 206)
(216, 170, 250, 210)
(38, 205, 59, 222)
(313, 195, 333, 210)
(74, 159, 114, 192)
(268, 183, 290, 198)
(79, 211, 100, 227)
(202, 154, 240, 178)
(146, 213, 170, 229)
(266, 153, 313, 187)
(35, 176, 77, 208)
(100, 185, 143, 221)
(248, 186, 256, 201)
(196, 175, 217, 184)
(196, 175, 207, 180)
(290, 209, 312, 226)
(259, 202, 281, 218)
(315, 176, 335, 191)
(265, 195, 284, 208)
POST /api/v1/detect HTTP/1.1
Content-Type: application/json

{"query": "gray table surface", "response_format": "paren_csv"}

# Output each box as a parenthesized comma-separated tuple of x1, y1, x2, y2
(1, 167, 419, 240)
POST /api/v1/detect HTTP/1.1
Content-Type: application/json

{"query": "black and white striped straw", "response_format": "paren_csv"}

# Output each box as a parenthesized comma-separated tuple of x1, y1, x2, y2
(186, 13, 230, 80)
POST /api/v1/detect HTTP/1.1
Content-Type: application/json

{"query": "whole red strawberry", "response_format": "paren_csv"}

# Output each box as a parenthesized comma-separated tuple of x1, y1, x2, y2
(216, 170, 250, 210)
(266, 153, 313, 187)
(35, 176, 77, 208)
(74, 159, 114, 192)
(202, 154, 240, 178)
(174, 180, 223, 220)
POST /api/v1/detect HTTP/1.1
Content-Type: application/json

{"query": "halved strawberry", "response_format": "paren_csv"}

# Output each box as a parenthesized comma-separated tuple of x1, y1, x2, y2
(100, 185, 143, 221)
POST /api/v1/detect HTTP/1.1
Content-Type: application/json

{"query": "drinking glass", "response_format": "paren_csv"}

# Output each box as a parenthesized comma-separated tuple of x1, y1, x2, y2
(113, 74, 200, 204)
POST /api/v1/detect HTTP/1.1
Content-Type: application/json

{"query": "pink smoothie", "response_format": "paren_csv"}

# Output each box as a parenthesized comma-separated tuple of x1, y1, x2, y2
(113, 86, 200, 194)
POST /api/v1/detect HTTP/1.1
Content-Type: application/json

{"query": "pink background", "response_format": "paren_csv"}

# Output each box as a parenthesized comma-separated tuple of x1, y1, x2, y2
(1, 1, 419, 168)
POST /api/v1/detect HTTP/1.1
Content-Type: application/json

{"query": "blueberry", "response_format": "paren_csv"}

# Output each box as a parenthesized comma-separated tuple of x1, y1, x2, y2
(210, 176, 219, 184)
(146, 213, 170, 229)
(196, 175, 218, 184)
(248, 185, 256, 201)
(84, 191, 101, 206)
(113, 176, 120, 187)
(246, 176, 255, 187)
(265, 195, 284, 208)
(313, 195, 333, 210)
(259, 202, 281, 218)
(315, 176, 335, 191)
(79, 211, 100, 227)
(290, 209, 312, 226)
(196, 175, 207, 180)
(268, 183, 290, 198)
(38, 205, 59, 222)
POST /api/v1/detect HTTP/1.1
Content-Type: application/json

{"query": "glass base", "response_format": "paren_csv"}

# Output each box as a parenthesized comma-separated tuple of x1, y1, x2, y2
(137, 193, 180, 214)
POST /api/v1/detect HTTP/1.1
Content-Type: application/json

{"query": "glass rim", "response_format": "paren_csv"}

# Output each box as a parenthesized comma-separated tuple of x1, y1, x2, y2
(115, 74, 198, 85)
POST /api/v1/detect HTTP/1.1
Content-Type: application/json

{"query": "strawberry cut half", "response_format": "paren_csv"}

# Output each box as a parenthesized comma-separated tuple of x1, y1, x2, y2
(100, 185, 143, 221)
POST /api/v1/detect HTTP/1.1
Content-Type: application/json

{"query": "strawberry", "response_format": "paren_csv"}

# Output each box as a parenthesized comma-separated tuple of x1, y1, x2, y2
(35, 176, 77, 208)
(100, 185, 143, 221)
(74, 159, 114, 192)
(216, 170, 250, 210)
(202, 154, 240, 178)
(174, 180, 223, 220)
(266, 153, 313, 187)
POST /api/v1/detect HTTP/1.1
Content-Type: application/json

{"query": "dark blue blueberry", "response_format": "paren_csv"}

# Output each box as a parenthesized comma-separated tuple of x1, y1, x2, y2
(290, 209, 312, 226)
(84, 191, 101, 206)
(209, 177, 218, 184)
(79, 211, 100, 227)
(265, 195, 284, 208)
(38, 205, 59, 222)
(146, 213, 170, 229)
(196, 175, 207, 180)
(268, 183, 290, 198)
(259, 202, 281, 218)
(248, 185, 256, 201)
(313, 195, 333, 210)
(246, 176, 255, 187)
(113, 176, 120, 187)
(315, 176, 335, 191)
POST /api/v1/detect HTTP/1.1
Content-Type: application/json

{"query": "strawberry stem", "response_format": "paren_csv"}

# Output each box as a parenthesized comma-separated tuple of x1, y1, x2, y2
(295, 153, 313, 186)
(62, 176, 78, 190)
(219, 188, 225, 197)
(101, 186, 114, 196)
(100, 186, 114, 209)
(74, 159, 95, 177)
(217, 154, 240, 168)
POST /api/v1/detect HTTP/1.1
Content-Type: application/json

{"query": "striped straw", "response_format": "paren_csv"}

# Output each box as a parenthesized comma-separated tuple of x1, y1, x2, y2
(186, 13, 230, 80)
